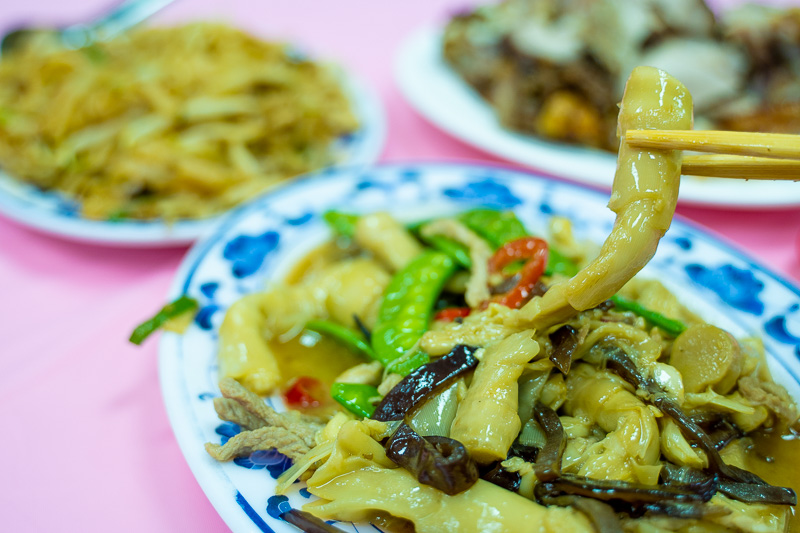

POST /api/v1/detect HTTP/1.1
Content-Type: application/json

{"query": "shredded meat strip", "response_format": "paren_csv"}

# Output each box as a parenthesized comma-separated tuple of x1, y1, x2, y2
(213, 398, 268, 430)
(205, 378, 325, 463)
(738, 375, 798, 425)
(216, 377, 321, 447)
(205, 426, 313, 461)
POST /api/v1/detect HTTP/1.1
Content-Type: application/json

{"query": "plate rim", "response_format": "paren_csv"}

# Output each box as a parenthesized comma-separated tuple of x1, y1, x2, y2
(394, 26, 800, 210)
(159, 160, 800, 533)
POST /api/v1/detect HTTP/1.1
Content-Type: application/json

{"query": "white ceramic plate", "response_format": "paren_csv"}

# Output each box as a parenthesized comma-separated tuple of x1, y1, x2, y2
(0, 70, 385, 247)
(160, 162, 800, 533)
(395, 28, 800, 209)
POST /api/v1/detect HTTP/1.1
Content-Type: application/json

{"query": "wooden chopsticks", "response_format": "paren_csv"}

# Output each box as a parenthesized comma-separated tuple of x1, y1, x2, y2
(681, 155, 800, 180)
(625, 129, 800, 180)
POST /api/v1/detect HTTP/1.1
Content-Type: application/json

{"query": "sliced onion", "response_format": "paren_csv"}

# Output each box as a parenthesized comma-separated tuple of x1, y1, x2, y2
(517, 370, 551, 427)
(518, 418, 547, 449)
(407, 380, 462, 438)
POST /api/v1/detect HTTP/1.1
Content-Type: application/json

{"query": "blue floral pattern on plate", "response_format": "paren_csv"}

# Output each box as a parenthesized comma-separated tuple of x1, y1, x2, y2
(233, 450, 294, 479)
(685, 264, 765, 315)
(159, 162, 800, 533)
(213, 422, 292, 473)
(443, 178, 522, 209)
(223, 231, 281, 278)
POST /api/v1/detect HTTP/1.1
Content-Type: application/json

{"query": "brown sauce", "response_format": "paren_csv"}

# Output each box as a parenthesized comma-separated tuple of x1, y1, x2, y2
(270, 241, 367, 416)
(269, 333, 364, 387)
(746, 429, 800, 531)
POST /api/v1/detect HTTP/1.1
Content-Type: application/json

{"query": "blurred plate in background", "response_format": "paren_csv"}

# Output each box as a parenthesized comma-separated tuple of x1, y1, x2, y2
(395, 28, 800, 210)
(0, 66, 385, 247)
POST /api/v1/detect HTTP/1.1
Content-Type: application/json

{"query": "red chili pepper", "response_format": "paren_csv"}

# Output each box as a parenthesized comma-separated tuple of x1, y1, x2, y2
(283, 376, 327, 409)
(434, 307, 472, 322)
(488, 237, 549, 309)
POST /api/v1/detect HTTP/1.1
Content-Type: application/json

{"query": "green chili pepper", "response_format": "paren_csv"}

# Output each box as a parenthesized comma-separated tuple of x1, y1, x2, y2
(420, 234, 472, 269)
(459, 208, 578, 277)
(458, 209, 528, 248)
(331, 382, 380, 418)
(372, 251, 457, 369)
(305, 319, 376, 359)
(129, 295, 199, 345)
(386, 350, 431, 377)
(323, 210, 359, 238)
(609, 294, 687, 337)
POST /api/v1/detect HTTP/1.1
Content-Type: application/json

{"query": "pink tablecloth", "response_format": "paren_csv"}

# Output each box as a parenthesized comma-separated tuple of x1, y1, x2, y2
(1, 0, 799, 531)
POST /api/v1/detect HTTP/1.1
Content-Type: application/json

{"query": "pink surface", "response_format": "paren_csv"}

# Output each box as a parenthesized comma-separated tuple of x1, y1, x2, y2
(1, 0, 799, 531)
